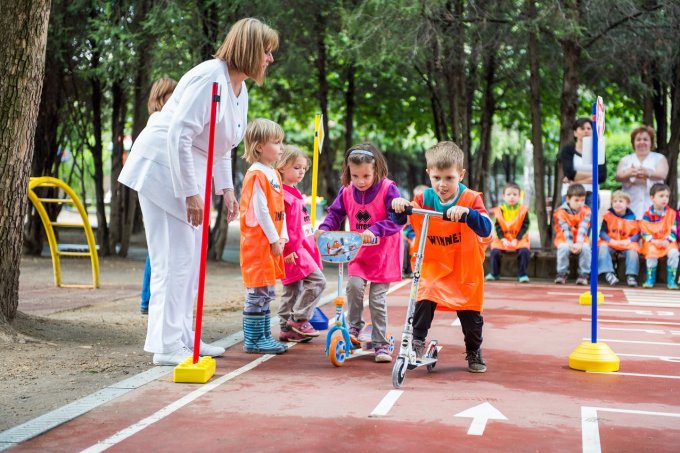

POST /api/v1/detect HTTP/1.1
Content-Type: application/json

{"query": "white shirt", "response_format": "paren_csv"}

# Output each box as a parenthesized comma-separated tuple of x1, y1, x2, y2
(619, 152, 666, 219)
(119, 59, 247, 221)
(245, 163, 288, 244)
(561, 152, 593, 196)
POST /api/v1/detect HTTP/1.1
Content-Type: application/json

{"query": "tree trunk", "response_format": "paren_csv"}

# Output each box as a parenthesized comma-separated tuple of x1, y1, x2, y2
(474, 49, 497, 202)
(109, 80, 127, 255)
(527, 0, 550, 249)
(641, 60, 654, 125)
(314, 9, 335, 201)
(666, 61, 680, 209)
(0, 0, 51, 324)
(653, 76, 667, 150)
(344, 63, 355, 152)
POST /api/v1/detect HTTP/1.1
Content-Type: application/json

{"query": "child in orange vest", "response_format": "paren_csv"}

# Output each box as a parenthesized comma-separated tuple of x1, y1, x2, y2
(239, 119, 288, 354)
(392, 141, 492, 373)
(275, 145, 326, 342)
(553, 184, 592, 285)
(486, 182, 531, 283)
(641, 183, 678, 289)
(597, 190, 640, 287)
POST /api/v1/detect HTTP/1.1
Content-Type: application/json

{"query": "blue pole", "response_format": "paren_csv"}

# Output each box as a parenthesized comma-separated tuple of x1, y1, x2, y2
(590, 102, 599, 344)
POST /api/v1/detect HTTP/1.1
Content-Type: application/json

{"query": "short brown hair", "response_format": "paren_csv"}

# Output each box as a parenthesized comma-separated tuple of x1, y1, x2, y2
(276, 145, 309, 176)
(243, 118, 284, 164)
(566, 183, 587, 198)
(340, 143, 389, 187)
(147, 78, 177, 114)
(630, 125, 656, 150)
(503, 182, 521, 194)
(610, 190, 631, 204)
(214, 18, 279, 86)
(425, 141, 464, 171)
(650, 183, 670, 197)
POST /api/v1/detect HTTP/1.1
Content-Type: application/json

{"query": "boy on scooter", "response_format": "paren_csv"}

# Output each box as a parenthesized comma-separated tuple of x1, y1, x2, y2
(391, 141, 492, 372)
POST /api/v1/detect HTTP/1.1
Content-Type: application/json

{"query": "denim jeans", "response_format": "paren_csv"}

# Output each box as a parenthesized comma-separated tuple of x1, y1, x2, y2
(556, 243, 591, 275)
(597, 245, 639, 276)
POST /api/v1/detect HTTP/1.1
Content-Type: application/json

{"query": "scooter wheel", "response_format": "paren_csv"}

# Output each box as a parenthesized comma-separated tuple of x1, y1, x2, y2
(387, 332, 395, 354)
(392, 357, 407, 389)
(426, 347, 438, 373)
(329, 334, 347, 367)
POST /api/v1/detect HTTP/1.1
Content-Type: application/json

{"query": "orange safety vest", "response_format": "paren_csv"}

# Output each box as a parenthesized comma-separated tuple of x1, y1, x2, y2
(597, 211, 640, 252)
(640, 208, 678, 259)
(490, 205, 530, 251)
(553, 206, 591, 247)
(239, 170, 285, 288)
(410, 189, 491, 312)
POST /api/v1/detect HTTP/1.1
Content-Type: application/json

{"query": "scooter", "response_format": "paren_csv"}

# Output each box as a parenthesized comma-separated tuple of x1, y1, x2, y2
(391, 206, 463, 388)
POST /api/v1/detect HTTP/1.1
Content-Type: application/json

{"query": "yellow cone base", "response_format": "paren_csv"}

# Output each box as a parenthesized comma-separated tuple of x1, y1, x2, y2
(579, 291, 604, 305)
(173, 356, 216, 383)
(569, 341, 620, 372)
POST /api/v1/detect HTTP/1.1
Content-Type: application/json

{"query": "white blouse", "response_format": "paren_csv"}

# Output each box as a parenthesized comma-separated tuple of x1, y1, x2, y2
(619, 151, 666, 219)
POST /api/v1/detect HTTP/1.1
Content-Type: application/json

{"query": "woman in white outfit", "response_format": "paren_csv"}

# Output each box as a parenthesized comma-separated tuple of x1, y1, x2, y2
(616, 126, 669, 219)
(119, 18, 279, 365)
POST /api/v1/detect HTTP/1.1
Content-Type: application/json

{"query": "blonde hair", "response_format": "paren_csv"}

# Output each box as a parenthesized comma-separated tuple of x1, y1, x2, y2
(610, 190, 631, 204)
(276, 145, 309, 175)
(147, 78, 177, 114)
(425, 141, 464, 170)
(214, 18, 279, 86)
(243, 118, 284, 164)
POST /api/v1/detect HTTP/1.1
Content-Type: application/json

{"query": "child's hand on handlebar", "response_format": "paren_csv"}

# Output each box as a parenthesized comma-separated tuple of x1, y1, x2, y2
(391, 197, 411, 213)
(362, 229, 377, 244)
(446, 206, 469, 222)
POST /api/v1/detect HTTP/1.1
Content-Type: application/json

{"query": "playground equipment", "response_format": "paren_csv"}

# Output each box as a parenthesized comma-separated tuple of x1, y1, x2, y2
(568, 96, 619, 373)
(318, 231, 394, 366)
(173, 82, 220, 383)
(27, 176, 100, 288)
(391, 206, 457, 389)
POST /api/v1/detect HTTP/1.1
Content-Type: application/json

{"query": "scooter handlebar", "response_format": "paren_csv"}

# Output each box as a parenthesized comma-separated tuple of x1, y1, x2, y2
(391, 206, 467, 223)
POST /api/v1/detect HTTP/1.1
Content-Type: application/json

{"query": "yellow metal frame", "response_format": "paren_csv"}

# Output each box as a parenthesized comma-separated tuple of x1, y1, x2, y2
(27, 176, 100, 288)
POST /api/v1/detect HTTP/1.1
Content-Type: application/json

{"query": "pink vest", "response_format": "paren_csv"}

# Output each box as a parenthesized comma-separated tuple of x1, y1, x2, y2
(342, 179, 403, 283)
(281, 185, 322, 285)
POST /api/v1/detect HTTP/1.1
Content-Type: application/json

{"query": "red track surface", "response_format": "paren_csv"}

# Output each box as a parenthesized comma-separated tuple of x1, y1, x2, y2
(11, 281, 680, 452)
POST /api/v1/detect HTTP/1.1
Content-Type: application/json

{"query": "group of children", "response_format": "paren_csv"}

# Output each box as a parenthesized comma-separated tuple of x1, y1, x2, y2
(238, 118, 493, 372)
(485, 181, 679, 289)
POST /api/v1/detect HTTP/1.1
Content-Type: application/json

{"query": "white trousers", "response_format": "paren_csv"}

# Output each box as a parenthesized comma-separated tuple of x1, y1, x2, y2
(139, 194, 201, 353)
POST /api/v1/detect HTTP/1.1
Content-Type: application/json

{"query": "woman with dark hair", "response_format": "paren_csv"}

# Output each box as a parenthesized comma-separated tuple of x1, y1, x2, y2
(616, 125, 669, 219)
(559, 117, 607, 208)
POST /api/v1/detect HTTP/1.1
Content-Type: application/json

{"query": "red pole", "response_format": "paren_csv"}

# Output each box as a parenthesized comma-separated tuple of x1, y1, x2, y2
(192, 82, 220, 364)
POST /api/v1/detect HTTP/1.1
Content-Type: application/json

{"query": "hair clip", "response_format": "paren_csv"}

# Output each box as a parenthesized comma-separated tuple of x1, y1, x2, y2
(349, 149, 374, 157)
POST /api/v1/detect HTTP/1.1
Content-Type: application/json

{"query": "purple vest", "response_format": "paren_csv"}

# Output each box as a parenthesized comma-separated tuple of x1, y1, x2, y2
(282, 185, 322, 285)
(342, 179, 402, 283)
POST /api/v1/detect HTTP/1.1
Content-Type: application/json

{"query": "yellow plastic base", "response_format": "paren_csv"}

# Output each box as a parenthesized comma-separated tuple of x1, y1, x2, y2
(173, 356, 217, 383)
(579, 291, 604, 305)
(569, 341, 620, 372)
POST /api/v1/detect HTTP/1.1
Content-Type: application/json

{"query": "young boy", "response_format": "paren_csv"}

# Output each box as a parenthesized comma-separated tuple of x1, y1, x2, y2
(553, 184, 592, 285)
(240, 119, 289, 354)
(597, 190, 640, 287)
(486, 182, 531, 283)
(640, 183, 678, 289)
(392, 141, 492, 373)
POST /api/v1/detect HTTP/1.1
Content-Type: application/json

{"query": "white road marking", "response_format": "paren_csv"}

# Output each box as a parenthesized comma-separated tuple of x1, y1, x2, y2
(454, 402, 507, 436)
(598, 308, 674, 316)
(588, 371, 680, 379)
(369, 390, 404, 417)
(616, 353, 680, 362)
(582, 338, 680, 347)
(600, 327, 667, 335)
(451, 318, 461, 326)
(582, 406, 680, 453)
(583, 318, 680, 326)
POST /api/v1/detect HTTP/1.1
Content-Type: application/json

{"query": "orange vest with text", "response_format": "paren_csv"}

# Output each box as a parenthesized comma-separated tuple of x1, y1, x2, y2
(598, 211, 640, 252)
(553, 206, 591, 247)
(640, 208, 678, 259)
(410, 189, 491, 312)
(490, 205, 530, 251)
(239, 170, 285, 288)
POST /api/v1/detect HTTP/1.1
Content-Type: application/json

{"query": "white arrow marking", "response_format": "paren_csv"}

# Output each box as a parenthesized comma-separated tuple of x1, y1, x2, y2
(451, 318, 461, 326)
(454, 402, 507, 435)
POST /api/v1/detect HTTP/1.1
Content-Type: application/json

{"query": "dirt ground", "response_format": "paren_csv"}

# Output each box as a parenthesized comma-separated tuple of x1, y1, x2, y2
(1, 252, 280, 432)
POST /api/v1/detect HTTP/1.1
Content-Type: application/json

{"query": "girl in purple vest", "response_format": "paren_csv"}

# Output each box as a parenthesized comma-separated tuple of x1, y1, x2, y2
(316, 143, 403, 363)
(276, 145, 327, 342)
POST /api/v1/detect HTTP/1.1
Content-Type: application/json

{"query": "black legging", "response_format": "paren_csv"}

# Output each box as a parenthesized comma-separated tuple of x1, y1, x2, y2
(413, 300, 484, 352)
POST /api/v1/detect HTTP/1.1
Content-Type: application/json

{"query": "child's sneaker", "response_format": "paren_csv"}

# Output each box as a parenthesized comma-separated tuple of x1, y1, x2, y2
(374, 345, 392, 363)
(279, 326, 312, 343)
(575, 274, 589, 285)
(348, 326, 361, 343)
(485, 273, 499, 281)
(626, 275, 638, 287)
(605, 272, 619, 286)
(466, 349, 487, 373)
(286, 318, 320, 337)
(518, 275, 530, 283)
(554, 273, 568, 284)
(412, 338, 425, 361)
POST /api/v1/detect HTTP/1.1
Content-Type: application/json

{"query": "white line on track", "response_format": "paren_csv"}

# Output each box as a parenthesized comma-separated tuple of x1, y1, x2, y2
(588, 371, 680, 379)
(601, 327, 668, 335)
(603, 301, 680, 308)
(583, 318, 680, 326)
(582, 337, 680, 347)
(369, 390, 404, 417)
(616, 353, 680, 362)
(598, 308, 674, 316)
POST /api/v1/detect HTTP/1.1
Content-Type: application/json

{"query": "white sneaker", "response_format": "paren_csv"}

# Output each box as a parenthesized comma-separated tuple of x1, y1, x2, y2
(196, 341, 225, 357)
(153, 346, 192, 366)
